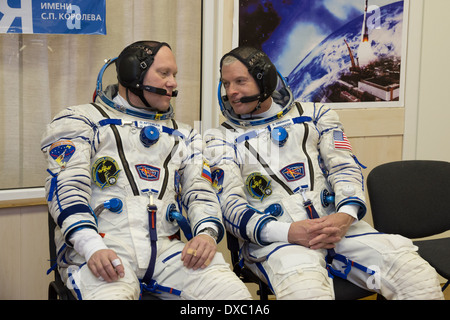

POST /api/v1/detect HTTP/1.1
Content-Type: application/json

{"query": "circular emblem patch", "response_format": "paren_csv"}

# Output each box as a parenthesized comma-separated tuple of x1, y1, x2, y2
(246, 172, 272, 201)
(92, 157, 121, 189)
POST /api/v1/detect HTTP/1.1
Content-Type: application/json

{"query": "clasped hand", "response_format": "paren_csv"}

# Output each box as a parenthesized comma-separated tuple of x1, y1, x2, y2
(287, 212, 355, 250)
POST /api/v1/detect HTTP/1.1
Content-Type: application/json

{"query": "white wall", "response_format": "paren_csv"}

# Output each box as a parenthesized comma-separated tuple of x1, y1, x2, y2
(415, 0, 450, 161)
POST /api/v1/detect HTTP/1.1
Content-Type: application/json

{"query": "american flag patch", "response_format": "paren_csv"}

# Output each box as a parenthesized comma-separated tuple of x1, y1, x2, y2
(333, 131, 352, 151)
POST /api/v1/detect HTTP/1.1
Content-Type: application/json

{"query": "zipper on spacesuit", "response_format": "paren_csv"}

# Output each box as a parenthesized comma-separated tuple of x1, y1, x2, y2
(141, 189, 159, 286)
(301, 123, 315, 191)
(158, 119, 179, 201)
(292, 102, 315, 191)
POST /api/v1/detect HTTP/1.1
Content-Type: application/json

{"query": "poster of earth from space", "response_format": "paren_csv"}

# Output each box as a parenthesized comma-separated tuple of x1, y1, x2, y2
(238, 0, 407, 107)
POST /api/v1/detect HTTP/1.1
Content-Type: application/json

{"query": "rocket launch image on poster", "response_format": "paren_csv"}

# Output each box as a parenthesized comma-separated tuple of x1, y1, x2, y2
(238, 0, 408, 107)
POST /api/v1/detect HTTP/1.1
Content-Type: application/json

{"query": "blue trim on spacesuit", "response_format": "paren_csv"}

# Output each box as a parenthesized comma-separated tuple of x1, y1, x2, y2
(161, 251, 182, 263)
(234, 116, 313, 145)
(140, 279, 182, 297)
(326, 252, 376, 280)
(221, 201, 246, 236)
(344, 232, 383, 239)
(99, 92, 173, 120)
(239, 208, 256, 241)
(63, 220, 98, 246)
(255, 262, 274, 294)
(68, 268, 83, 300)
(336, 198, 367, 220)
(254, 215, 277, 246)
(57, 204, 91, 228)
(167, 209, 193, 240)
(97, 118, 186, 140)
(193, 217, 225, 243)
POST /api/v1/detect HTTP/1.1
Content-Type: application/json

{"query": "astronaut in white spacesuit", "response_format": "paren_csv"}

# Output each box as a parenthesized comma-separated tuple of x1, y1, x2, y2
(41, 41, 251, 300)
(204, 46, 444, 300)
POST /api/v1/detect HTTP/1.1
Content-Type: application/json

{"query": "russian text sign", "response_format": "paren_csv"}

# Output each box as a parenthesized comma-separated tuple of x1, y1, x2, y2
(0, 0, 106, 35)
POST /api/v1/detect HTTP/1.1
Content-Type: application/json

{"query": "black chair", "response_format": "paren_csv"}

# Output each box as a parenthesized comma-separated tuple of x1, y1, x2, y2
(48, 213, 76, 300)
(333, 276, 376, 300)
(226, 232, 272, 300)
(367, 160, 450, 292)
(226, 231, 376, 300)
(47, 212, 160, 300)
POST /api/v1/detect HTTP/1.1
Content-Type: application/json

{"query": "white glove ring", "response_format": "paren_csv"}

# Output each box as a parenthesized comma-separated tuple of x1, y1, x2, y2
(111, 258, 122, 268)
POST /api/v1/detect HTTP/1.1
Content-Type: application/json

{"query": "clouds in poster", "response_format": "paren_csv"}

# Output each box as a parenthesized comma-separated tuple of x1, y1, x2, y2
(250, 0, 399, 75)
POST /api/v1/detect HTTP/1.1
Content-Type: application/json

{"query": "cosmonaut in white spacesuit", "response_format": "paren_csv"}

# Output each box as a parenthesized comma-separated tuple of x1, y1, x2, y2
(204, 46, 444, 300)
(41, 41, 252, 300)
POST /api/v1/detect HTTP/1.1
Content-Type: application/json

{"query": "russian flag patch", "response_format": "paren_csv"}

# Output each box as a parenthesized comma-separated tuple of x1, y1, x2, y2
(201, 160, 212, 183)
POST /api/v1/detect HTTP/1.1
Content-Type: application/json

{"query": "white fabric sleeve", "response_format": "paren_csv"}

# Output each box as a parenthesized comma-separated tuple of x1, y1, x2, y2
(338, 204, 359, 221)
(260, 221, 291, 243)
(197, 222, 219, 243)
(69, 228, 108, 262)
(197, 222, 219, 233)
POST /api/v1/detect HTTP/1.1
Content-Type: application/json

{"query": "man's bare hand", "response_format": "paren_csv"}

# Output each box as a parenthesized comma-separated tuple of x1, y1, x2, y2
(288, 213, 355, 250)
(307, 212, 355, 249)
(87, 249, 125, 282)
(181, 234, 217, 270)
(287, 219, 338, 249)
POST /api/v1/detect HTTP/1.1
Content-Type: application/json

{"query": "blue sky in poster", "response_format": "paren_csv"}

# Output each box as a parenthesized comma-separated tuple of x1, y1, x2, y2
(244, 0, 401, 75)
(239, 0, 405, 104)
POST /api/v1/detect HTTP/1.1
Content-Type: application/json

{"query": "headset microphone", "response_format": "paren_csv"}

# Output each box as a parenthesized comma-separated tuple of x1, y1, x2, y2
(140, 85, 178, 97)
(238, 94, 260, 103)
(222, 94, 259, 103)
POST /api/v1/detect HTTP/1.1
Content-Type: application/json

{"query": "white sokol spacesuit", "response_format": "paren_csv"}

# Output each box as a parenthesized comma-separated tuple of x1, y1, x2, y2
(204, 46, 444, 300)
(41, 42, 251, 300)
